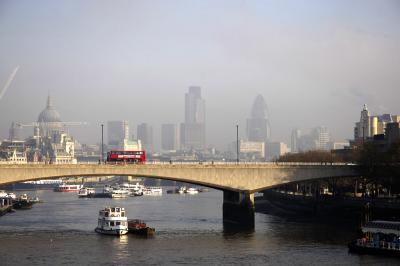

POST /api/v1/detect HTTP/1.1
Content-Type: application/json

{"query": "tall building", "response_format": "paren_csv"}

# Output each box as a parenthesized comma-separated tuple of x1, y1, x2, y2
(246, 95, 270, 142)
(137, 123, 153, 152)
(312, 126, 330, 150)
(354, 104, 400, 141)
(161, 124, 179, 151)
(107, 121, 129, 148)
(266, 142, 290, 161)
(290, 129, 301, 153)
(180, 86, 205, 150)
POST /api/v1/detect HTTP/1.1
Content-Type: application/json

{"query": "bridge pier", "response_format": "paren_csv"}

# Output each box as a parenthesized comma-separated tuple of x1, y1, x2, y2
(223, 190, 254, 228)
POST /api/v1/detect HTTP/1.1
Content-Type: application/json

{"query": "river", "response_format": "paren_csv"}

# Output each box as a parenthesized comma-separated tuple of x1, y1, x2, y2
(0, 189, 398, 265)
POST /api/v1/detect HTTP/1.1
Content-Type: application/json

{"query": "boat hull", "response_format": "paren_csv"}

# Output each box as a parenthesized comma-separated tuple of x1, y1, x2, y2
(348, 241, 400, 257)
(95, 227, 128, 236)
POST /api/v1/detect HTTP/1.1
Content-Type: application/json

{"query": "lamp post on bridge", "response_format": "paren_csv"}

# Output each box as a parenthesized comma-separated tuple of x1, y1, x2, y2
(101, 124, 104, 164)
(236, 124, 239, 164)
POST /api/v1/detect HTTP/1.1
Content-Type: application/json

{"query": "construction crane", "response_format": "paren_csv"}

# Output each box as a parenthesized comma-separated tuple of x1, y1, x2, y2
(15, 122, 88, 128)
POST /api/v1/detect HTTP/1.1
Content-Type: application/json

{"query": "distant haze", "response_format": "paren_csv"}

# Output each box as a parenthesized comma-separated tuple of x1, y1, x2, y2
(0, 0, 399, 149)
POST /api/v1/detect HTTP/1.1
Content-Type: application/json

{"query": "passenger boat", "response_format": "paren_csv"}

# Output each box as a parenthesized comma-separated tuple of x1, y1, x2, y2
(186, 188, 199, 195)
(12, 194, 34, 210)
(143, 187, 162, 196)
(128, 219, 155, 236)
(78, 187, 96, 198)
(121, 183, 144, 196)
(54, 183, 83, 192)
(348, 220, 400, 257)
(95, 207, 128, 236)
(111, 188, 131, 198)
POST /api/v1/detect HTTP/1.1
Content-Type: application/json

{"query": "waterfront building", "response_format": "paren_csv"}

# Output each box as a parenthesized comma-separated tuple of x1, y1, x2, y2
(161, 124, 179, 152)
(107, 120, 129, 148)
(180, 86, 206, 151)
(354, 104, 400, 141)
(233, 140, 265, 160)
(137, 123, 153, 153)
(246, 95, 270, 142)
(266, 142, 290, 161)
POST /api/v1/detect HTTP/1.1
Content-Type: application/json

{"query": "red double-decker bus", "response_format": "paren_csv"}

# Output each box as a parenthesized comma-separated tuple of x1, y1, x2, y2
(106, 150, 146, 164)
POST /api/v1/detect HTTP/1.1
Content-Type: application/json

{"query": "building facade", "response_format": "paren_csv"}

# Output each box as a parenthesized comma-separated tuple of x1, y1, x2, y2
(161, 124, 179, 152)
(246, 95, 270, 142)
(137, 123, 153, 153)
(180, 86, 206, 151)
(107, 120, 129, 149)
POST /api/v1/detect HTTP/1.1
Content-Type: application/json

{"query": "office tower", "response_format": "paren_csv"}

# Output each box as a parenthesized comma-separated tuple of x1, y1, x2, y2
(291, 129, 301, 153)
(246, 95, 270, 142)
(137, 123, 153, 152)
(180, 86, 206, 150)
(312, 126, 330, 150)
(161, 124, 178, 151)
(107, 120, 129, 147)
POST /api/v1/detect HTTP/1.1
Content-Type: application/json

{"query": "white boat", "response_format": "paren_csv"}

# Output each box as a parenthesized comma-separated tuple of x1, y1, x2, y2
(121, 182, 144, 196)
(0, 190, 8, 198)
(143, 187, 162, 196)
(95, 207, 128, 236)
(54, 183, 83, 192)
(7, 192, 16, 199)
(111, 188, 131, 198)
(78, 187, 96, 198)
(186, 188, 199, 195)
(178, 187, 186, 194)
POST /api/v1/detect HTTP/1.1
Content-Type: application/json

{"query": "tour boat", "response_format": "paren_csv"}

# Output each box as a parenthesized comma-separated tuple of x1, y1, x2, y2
(186, 188, 199, 195)
(54, 183, 83, 192)
(121, 182, 144, 196)
(111, 188, 131, 198)
(78, 187, 96, 198)
(349, 220, 400, 257)
(95, 207, 128, 236)
(143, 187, 162, 196)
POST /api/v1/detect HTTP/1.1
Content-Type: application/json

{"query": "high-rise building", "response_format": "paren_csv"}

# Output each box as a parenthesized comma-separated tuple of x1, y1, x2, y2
(354, 104, 399, 141)
(266, 142, 290, 161)
(107, 121, 129, 148)
(290, 129, 301, 153)
(161, 124, 179, 151)
(312, 126, 330, 150)
(180, 86, 205, 150)
(137, 123, 153, 152)
(246, 95, 270, 142)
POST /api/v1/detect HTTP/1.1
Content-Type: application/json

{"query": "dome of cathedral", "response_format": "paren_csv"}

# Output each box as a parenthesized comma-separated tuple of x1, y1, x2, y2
(37, 95, 61, 123)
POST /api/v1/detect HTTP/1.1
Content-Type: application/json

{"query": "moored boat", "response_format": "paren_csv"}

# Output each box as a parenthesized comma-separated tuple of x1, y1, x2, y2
(78, 187, 96, 198)
(95, 207, 128, 236)
(348, 220, 400, 257)
(143, 186, 162, 196)
(186, 188, 199, 195)
(54, 183, 83, 192)
(12, 194, 34, 210)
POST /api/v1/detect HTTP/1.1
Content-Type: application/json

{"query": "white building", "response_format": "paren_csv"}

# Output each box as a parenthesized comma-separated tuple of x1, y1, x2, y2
(266, 142, 290, 161)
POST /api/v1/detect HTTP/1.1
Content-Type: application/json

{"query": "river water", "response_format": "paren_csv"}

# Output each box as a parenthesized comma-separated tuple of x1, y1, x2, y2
(0, 189, 398, 265)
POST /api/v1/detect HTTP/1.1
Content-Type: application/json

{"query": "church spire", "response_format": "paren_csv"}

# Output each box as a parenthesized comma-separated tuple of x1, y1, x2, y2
(46, 94, 53, 108)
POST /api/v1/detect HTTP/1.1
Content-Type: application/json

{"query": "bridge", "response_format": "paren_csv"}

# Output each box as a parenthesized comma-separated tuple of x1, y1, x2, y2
(0, 163, 359, 227)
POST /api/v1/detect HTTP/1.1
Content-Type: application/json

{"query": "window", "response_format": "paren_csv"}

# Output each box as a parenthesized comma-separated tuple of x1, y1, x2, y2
(110, 221, 115, 226)
(116, 222, 120, 226)
(121, 212, 125, 217)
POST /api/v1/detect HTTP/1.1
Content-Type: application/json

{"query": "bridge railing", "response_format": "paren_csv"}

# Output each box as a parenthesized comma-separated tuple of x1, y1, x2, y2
(0, 161, 355, 166)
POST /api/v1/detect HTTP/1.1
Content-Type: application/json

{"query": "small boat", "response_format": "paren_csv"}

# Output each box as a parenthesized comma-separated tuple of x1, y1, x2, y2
(348, 220, 400, 257)
(12, 194, 34, 210)
(186, 188, 199, 195)
(178, 187, 186, 194)
(143, 187, 162, 196)
(111, 188, 131, 198)
(78, 187, 96, 198)
(95, 207, 128, 236)
(54, 183, 83, 192)
(128, 219, 155, 236)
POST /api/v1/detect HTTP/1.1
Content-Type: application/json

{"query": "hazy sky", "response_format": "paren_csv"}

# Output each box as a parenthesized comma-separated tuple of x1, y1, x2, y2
(0, 0, 399, 149)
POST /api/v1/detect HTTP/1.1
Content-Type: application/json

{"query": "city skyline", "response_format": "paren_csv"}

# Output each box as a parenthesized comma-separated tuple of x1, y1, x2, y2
(0, 0, 399, 148)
